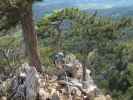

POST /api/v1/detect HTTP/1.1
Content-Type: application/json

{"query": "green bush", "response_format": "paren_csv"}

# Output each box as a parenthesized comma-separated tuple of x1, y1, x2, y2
(39, 47, 55, 70)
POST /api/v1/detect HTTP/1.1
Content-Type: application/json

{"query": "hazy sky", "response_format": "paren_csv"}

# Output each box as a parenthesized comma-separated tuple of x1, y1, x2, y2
(35, 0, 133, 9)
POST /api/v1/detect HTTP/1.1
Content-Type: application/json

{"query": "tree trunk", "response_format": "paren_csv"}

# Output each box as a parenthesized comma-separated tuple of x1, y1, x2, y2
(82, 55, 87, 89)
(20, 5, 42, 73)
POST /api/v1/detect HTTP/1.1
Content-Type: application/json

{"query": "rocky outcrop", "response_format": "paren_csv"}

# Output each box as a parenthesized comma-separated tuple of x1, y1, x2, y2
(0, 53, 112, 100)
(0, 63, 40, 100)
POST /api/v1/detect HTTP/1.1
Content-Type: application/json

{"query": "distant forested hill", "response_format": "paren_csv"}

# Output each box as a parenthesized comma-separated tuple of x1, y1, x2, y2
(97, 6, 133, 17)
(33, 0, 76, 20)
(33, 0, 133, 20)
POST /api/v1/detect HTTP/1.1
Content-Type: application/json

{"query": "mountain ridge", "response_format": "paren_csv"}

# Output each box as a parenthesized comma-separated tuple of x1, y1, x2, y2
(33, 2, 133, 20)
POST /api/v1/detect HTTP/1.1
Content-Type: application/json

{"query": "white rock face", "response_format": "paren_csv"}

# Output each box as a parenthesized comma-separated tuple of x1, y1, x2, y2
(85, 69, 97, 92)
(63, 54, 98, 95)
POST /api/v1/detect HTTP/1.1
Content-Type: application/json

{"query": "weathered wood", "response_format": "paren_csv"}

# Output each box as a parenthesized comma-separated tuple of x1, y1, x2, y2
(10, 63, 40, 100)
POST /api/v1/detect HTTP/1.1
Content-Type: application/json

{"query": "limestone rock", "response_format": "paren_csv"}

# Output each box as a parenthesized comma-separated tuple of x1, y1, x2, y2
(0, 96, 7, 100)
(94, 95, 106, 100)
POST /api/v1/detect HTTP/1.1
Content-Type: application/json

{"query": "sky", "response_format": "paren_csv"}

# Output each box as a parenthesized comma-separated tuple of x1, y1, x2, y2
(35, 0, 133, 9)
